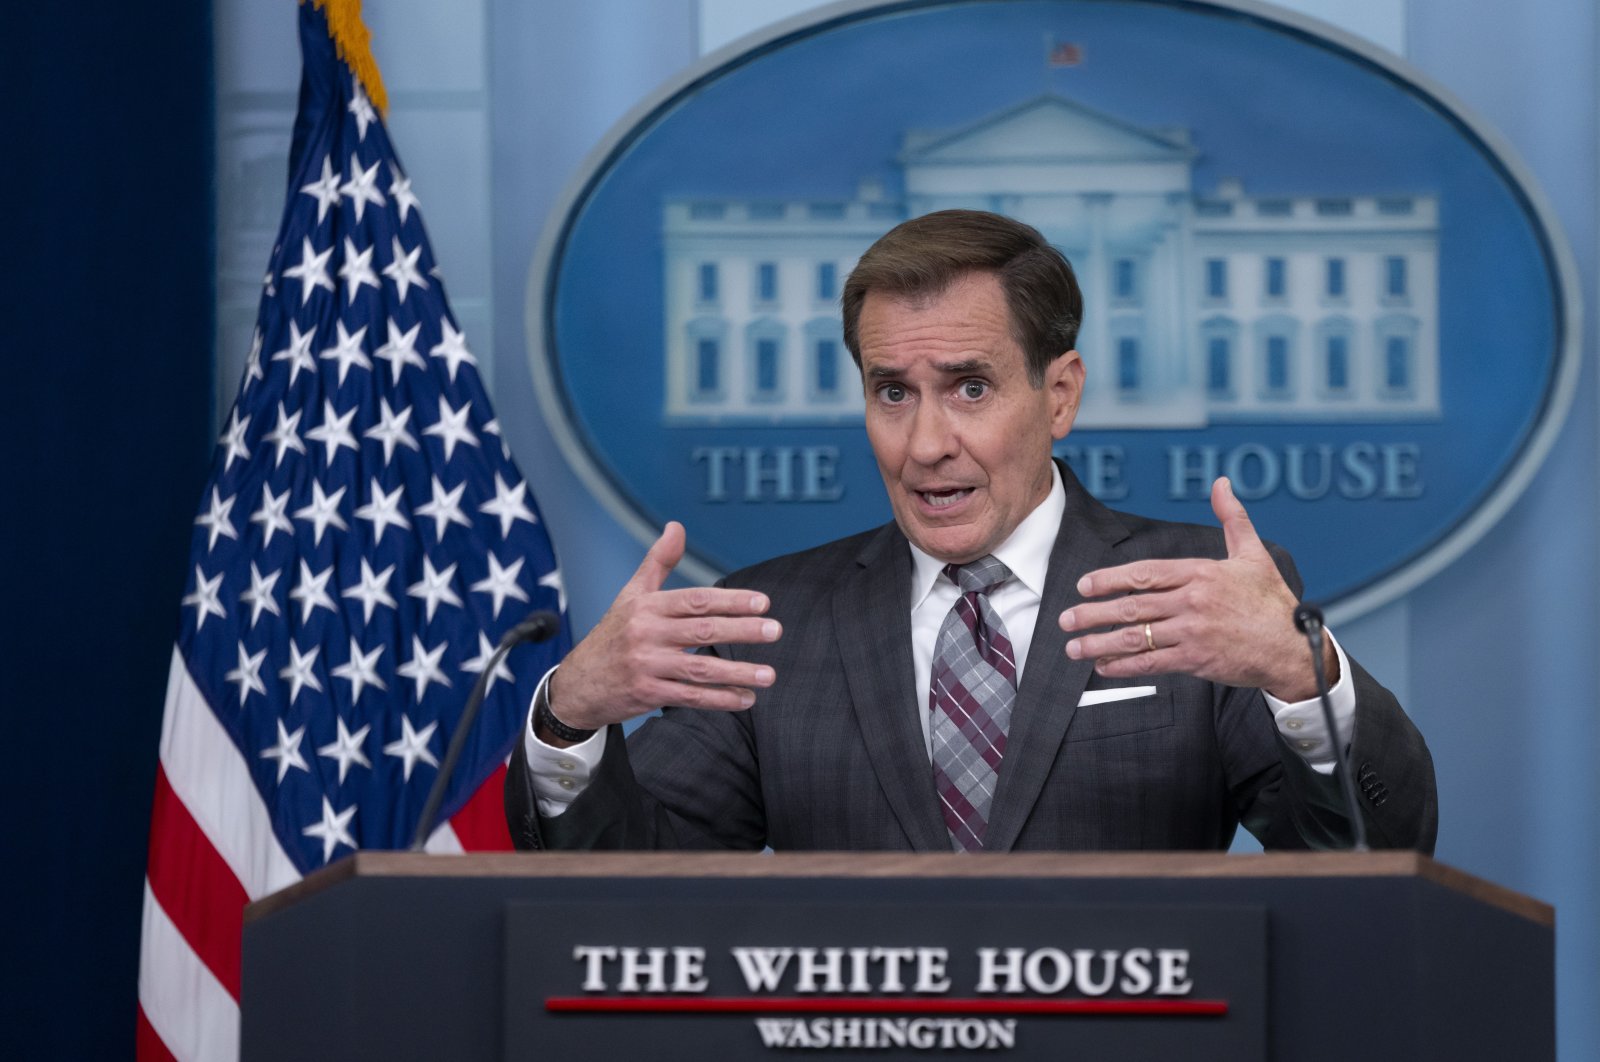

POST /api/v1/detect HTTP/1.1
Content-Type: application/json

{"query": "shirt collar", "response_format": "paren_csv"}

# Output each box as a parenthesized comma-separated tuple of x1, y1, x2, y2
(907, 463, 1065, 609)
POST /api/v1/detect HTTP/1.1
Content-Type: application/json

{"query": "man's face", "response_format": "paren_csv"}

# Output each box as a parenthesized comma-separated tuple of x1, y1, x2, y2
(858, 271, 1084, 564)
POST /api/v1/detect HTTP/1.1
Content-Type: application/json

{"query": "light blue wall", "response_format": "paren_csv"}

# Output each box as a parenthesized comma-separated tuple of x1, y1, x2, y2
(214, 1, 1599, 1056)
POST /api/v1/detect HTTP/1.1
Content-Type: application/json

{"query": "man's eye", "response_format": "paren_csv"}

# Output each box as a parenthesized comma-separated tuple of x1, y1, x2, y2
(880, 384, 907, 403)
(961, 380, 989, 399)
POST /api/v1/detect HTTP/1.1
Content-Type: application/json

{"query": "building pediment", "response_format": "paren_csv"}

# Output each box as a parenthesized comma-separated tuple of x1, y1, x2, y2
(900, 95, 1196, 165)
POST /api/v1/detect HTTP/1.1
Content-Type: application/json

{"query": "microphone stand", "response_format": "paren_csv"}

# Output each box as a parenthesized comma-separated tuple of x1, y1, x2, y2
(1293, 603, 1369, 852)
(410, 611, 560, 852)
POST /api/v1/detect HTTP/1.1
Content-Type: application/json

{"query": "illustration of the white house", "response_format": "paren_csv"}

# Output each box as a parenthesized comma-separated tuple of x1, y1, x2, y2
(662, 95, 1439, 428)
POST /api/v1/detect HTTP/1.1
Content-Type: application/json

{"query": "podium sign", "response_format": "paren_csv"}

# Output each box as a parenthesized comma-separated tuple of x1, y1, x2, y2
(505, 901, 1267, 1059)
(242, 852, 1554, 1061)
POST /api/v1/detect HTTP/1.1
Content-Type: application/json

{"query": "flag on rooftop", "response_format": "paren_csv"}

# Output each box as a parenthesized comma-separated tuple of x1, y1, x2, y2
(137, 2, 569, 1057)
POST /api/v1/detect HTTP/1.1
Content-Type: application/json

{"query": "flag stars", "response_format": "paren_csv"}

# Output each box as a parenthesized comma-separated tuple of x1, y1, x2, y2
(270, 321, 319, 386)
(348, 82, 377, 141)
(383, 715, 439, 781)
(299, 155, 342, 223)
(339, 153, 386, 223)
(429, 319, 477, 383)
(218, 410, 251, 472)
(407, 556, 463, 622)
(260, 720, 309, 783)
(225, 641, 269, 706)
(423, 397, 479, 462)
(338, 237, 381, 304)
(303, 797, 358, 863)
(282, 237, 335, 306)
(461, 631, 514, 692)
(317, 717, 372, 784)
(289, 560, 337, 623)
(240, 562, 283, 628)
(415, 475, 472, 539)
(244, 329, 265, 390)
(279, 641, 324, 705)
(383, 236, 428, 303)
(294, 481, 349, 546)
(182, 565, 226, 631)
(195, 488, 239, 551)
(374, 318, 425, 380)
(354, 477, 411, 546)
(480, 472, 537, 538)
(251, 484, 294, 547)
(305, 400, 359, 464)
(364, 398, 419, 465)
(331, 637, 386, 704)
(397, 636, 453, 700)
(539, 568, 567, 614)
(472, 554, 529, 619)
(319, 319, 372, 386)
(262, 402, 307, 468)
(341, 558, 398, 624)
(389, 163, 420, 223)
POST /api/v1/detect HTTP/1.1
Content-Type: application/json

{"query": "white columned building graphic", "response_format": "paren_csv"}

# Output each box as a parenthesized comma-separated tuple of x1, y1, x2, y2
(662, 95, 1439, 427)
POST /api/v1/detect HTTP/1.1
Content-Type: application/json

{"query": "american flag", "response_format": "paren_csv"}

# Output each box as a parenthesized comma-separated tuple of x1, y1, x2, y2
(136, 4, 569, 1058)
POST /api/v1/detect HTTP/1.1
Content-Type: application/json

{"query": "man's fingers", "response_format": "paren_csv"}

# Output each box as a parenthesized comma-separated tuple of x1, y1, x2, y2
(657, 585, 772, 620)
(1060, 588, 1183, 633)
(661, 613, 782, 649)
(1074, 559, 1206, 600)
(624, 520, 687, 598)
(1212, 477, 1265, 560)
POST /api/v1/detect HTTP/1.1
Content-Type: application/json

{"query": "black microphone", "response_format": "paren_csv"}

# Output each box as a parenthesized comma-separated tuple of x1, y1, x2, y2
(410, 610, 561, 851)
(1292, 602, 1369, 851)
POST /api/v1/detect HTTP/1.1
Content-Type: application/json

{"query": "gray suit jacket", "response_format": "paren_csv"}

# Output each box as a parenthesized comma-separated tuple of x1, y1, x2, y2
(506, 469, 1437, 853)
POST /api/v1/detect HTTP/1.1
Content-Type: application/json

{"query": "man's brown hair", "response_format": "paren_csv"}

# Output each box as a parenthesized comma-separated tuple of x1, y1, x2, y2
(840, 209, 1083, 385)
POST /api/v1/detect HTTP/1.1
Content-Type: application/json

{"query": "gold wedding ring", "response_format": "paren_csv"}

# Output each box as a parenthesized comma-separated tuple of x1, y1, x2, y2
(1143, 622, 1156, 652)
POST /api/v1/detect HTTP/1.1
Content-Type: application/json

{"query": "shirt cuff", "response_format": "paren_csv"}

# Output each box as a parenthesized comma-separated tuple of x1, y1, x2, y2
(1263, 631, 1354, 776)
(522, 664, 607, 817)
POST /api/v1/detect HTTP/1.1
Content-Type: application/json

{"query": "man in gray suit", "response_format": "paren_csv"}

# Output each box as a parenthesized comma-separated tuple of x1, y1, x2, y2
(505, 210, 1436, 853)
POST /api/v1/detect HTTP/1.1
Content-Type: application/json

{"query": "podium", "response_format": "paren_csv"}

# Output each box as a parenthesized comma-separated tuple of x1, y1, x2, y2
(243, 851, 1552, 1061)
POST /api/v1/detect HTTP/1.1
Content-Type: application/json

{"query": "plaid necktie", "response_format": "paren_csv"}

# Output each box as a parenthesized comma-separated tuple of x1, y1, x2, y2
(928, 555, 1017, 851)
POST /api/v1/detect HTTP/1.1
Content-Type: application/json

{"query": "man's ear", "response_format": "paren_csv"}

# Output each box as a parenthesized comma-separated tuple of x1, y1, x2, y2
(1046, 350, 1085, 440)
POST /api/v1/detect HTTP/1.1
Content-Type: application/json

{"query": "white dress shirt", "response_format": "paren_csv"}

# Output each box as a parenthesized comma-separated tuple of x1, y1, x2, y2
(524, 465, 1355, 817)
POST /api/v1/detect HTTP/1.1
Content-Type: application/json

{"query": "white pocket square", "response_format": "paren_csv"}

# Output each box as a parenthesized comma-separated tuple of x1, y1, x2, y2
(1077, 685, 1158, 707)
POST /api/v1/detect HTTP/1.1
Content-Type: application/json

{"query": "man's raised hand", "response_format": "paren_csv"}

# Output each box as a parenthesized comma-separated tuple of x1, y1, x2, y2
(544, 522, 781, 737)
(1058, 478, 1333, 701)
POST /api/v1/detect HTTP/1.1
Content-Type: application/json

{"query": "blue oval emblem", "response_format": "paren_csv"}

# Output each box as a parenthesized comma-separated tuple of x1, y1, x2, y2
(528, 0, 1579, 618)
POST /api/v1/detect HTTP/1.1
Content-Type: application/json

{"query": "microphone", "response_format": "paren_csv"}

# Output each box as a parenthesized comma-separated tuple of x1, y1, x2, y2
(409, 610, 561, 851)
(1292, 602, 1369, 851)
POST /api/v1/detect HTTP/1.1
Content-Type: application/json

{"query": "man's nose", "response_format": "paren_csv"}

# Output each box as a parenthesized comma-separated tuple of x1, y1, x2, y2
(906, 401, 958, 464)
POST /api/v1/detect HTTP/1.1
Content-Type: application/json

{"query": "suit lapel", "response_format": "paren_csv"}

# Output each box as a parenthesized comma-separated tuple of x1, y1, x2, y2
(834, 524, 950, 851)
(984, 465, 1131, 852)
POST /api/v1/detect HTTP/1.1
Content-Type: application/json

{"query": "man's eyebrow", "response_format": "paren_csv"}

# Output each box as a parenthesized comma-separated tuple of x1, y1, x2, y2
(865, 357, 992, 378)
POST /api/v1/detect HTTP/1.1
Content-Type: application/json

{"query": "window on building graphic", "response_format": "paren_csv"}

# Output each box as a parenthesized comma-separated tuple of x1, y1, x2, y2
(1205, 258, 1228, 299)
(1385, 256, 1408, 298)
(755, 339, 780, 394)
(695, 338, 720, 395)
(1117, 337, 1141, 392)
(749, 202, 784, 220)
(1264, 257, 1286, 299)
(816, 262, 837, 302)
(1315, 198, 1353, 216)
(1207, 335, 1231, 395)
(1325, 334, 1350, 393)
(814, 338, 839, 395)
(756, 262, 778, 303)
(1325, 258, 1346, 298)
(698, 263, 718, 303)
(1385, 335, 1412, 393)
(1113, 258, 1138, 301)
(1256, 199, 1292, 217)
(1264, 335, 1291, 395)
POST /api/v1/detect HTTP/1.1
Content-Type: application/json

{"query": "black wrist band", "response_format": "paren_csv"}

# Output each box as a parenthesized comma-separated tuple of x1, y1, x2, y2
(537, 697, 597, 743)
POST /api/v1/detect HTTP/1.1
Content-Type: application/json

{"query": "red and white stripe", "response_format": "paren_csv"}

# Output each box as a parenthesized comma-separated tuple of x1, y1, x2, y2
(137, 647, 512, 1060)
